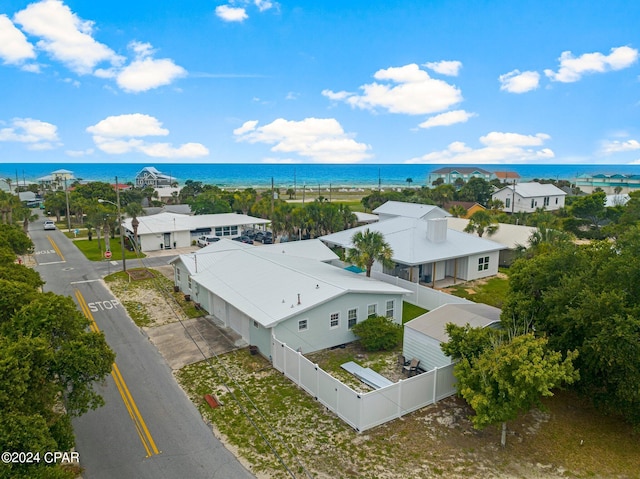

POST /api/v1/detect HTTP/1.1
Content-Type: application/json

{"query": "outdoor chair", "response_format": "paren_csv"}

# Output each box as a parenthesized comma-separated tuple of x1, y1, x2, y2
(403, 358, 420, 377)
(397, 354, 409, 371)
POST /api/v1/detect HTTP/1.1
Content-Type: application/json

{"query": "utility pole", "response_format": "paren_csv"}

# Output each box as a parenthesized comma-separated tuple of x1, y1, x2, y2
(116, 176, 126, 272)
(64, 177, 71, 232)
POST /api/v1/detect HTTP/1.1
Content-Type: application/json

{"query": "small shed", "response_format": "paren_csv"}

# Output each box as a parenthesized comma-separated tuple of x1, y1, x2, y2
(403, 303, 501, 372)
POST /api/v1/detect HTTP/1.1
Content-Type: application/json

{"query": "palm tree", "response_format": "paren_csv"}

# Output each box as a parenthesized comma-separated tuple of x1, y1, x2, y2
(406, 178, 413, 188)
(346, 229, 394, 277)
(125, 202, 144, 251)
(449, 205, 467, 218)
(464, 210, 499, 238)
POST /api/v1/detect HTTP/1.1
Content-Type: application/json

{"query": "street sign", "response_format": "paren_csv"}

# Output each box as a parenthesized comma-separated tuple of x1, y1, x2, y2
(104, 250, 112, 259)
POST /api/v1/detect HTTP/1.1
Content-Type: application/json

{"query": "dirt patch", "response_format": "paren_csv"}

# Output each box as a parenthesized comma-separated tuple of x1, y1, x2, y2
(105, 272, 187, 328)
(126, 268, 155, 280)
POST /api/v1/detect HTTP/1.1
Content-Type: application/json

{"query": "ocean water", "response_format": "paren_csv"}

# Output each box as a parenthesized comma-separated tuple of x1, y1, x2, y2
(3, 163, 640, 189)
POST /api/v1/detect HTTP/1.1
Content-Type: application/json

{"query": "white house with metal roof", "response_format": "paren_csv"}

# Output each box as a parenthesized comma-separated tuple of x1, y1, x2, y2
(320, 215, 505, 286)
(492, 181, 566, 213)
(121, 212, 269, 252)
(170, 239, 410, 357)
(403, 303, 501, 372)
(373, 201, 450, 222)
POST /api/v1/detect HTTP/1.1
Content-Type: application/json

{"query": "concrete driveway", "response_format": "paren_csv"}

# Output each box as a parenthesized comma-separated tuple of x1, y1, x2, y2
(145, 316, 246, 370)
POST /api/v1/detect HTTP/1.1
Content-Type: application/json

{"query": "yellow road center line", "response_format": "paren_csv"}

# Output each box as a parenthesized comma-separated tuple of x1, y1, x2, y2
(74, 289, 159, 457)
(47, 236, 65, 261)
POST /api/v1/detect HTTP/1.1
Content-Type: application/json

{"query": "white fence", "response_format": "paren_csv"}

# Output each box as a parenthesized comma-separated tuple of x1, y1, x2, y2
(271, 337, 457, 432)
(371, 271, 473, 311)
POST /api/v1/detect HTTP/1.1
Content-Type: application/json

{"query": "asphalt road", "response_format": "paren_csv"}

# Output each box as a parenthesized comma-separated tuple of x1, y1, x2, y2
(30, 217, 254, 479)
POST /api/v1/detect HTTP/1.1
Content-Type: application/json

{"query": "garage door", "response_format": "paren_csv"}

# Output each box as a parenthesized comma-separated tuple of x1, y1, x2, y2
(211, 293, 227, 323)
(227, 304, 250, 342)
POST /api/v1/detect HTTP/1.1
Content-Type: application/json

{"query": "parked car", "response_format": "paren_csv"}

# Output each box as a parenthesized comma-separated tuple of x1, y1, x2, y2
(232, 235, 253, 244)
(262, 235, 274, 244)
(254, 231, 264, 242)
(43, 220, 56, 230)
(197, 235, 220, 247)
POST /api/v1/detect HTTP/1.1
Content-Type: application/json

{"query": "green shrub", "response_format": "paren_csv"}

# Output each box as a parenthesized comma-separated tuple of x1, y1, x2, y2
(351, 315, 402, 351)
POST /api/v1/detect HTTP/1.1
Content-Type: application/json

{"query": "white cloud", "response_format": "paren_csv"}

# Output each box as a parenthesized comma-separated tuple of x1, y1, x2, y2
(234, 117, 371, 163)
(285, 91, 299, 100)
(499, 69, 540, 93)
(545, 46, 638, 83)
(137, 142, 209, 158)
(600, 139, 640, 154)
(87, 113, 169, 137)
(406, 131, 554, 164)
(0, 117, 60, 150)
(115, 41, 186, 92)
(322, 63, 462, 115)
(480, 132, 550, 147)
(423, 60, 462, 76)
(13, 0, 124, 75)
(216, 5, 248, 22)
(117, 58, 186, 92)
(0, 14, 36, 64)
(418, 110, 476, 129)
(254, 0, 275, 12)
(65, 148, 94, 157)
(86, 113, 208, 158)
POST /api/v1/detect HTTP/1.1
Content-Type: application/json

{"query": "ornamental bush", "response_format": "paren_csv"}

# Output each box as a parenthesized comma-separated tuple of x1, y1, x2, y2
(352, 315, 402, 351)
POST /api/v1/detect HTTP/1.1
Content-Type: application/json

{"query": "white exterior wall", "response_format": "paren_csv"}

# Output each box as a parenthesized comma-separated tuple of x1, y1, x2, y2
(493, 189, 565, 213)
(403, 328, 452, 372)
(465, 251, 500, 281)
(274, 292, 405, 354)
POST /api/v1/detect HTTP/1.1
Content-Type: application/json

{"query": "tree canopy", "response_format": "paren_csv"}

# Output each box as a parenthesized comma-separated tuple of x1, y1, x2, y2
(502, 227, 640, 426)
(0, 230, 114, 478)
(442, 326, 578, 446)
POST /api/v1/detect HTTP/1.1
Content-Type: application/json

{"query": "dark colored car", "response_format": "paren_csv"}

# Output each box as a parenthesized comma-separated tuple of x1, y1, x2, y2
(233, 235, 253, 244)
(254, 231, 264, 242)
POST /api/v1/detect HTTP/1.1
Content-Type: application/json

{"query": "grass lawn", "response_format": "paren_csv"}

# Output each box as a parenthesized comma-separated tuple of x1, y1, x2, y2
(71, 237, 142, 262)
(402, 301, 428, 323)
(446, 269, 510, 308)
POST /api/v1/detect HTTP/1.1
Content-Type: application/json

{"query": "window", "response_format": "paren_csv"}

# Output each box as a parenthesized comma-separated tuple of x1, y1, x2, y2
(367, 304, 377, 318)
(348, 308, 357, 329)
(215, 227, 222, 236)
(505, 198, 510, 208)
(543, 196, 550, 206)
(176, 268, 180, 281)
(330, 312, 340, 329)
(531, 199, 535, 208)
(298, 319, 308, 331)
(253, 320, 259, 329)
(555, 197, 559, 204)
(386, 300, 395, 318)
(478, 256, 490, 271)
(188, 276, 192, 289)
(231, 226, 238, 235)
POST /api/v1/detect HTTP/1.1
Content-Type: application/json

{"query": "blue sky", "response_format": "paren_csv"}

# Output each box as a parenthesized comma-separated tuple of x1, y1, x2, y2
(1, 0, 639, 165)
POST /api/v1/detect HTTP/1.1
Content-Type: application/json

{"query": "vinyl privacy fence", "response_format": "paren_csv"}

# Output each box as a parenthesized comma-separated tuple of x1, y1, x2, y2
(271, 337, 457, 432)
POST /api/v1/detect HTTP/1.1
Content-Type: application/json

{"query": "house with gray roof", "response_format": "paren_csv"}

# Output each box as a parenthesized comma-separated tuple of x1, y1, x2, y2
(171, 239, 409, 356)
(135, 166, 177, 188)
(427, 166, 493, 186)
(403, 303, 501, 372)
(320, 214, 505, 287)
(492, 181, 566, 213)
(121, 212, 269, 252)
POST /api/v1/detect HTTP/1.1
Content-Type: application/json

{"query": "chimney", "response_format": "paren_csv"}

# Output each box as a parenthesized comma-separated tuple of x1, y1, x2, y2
(426, 218, 447, 243)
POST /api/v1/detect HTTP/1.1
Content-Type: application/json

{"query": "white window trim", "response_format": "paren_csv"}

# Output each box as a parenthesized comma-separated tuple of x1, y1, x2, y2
(385, 300, 395, 318)
(330, 312, 340, 329)
(347, 308, 358, 329)
(367, 303, 377, 318)
(298, 319, 308, 332)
